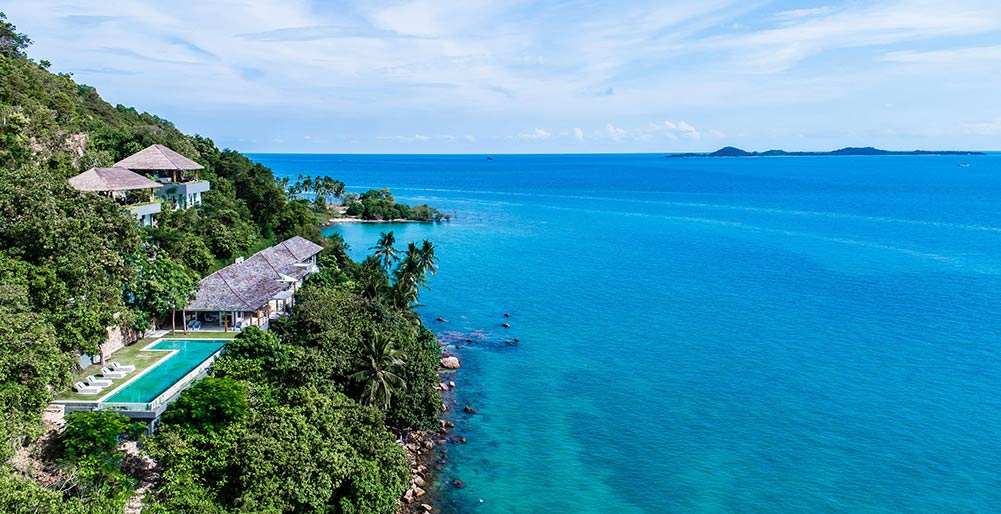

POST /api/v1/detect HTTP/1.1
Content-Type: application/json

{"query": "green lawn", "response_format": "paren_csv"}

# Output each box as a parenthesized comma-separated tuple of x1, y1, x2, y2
(57, 332, 236, 401)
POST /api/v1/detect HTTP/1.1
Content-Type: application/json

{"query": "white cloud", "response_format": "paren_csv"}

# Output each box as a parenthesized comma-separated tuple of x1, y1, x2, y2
(964, 118, 1001, 136)
(511, 128, 552, 140)
(5, 0, 1000, 151)
(573, 127, 585, 142)
(882, 45, 1001, 65)
(647, 120, 701, 140)
(376, 134, 432, 142)
(606, 123, 626, 141)
(700, 1, 1001, 73)
(772, 6, 834, 22)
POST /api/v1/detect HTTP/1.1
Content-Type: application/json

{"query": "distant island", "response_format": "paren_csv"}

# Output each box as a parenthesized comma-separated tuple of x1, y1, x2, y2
(669, 146, 985, 158)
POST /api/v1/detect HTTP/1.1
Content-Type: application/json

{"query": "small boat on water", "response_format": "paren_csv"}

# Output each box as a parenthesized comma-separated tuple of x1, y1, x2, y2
(958, 163, 971, 167)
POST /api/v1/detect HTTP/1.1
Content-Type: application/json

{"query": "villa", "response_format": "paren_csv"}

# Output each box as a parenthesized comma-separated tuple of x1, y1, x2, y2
(68, 144, 211, 225)
(54, 236, 324, 428)
(68, 166, 163, 226)
(115, 143, 210, 210)
(178, 236, 323, 332)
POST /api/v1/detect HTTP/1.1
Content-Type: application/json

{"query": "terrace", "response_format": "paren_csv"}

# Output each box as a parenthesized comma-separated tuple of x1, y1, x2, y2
(56, 333, 235, 424)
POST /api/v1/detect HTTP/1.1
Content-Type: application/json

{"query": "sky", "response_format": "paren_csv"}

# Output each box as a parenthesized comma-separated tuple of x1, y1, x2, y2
(5, 0, 1001, 153)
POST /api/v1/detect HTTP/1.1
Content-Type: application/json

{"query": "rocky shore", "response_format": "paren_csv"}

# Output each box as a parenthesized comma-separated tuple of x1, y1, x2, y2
(397, 344, 462, 514)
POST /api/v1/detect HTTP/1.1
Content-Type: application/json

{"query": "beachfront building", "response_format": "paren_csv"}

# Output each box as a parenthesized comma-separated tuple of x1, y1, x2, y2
(180, 236, 323, 332)
(115, 144, 210, 210)
(68, 166, 163, 226)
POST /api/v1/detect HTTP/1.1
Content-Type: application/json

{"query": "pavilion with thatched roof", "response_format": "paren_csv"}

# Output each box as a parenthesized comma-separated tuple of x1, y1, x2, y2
(115, 144, 210, 210)
(177, 236, 323, 332)
(68, 167, 163, 226)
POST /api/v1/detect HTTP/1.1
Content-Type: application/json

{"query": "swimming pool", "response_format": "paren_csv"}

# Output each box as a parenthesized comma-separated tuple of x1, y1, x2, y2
(103, 339, 227, 404)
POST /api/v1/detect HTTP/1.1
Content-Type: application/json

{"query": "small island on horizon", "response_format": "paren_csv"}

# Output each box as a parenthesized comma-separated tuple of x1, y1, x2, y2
(669, 146, 985, 158)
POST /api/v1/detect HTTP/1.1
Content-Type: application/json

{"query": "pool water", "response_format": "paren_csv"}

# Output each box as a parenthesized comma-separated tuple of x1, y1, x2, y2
(103, 339, 227, 404)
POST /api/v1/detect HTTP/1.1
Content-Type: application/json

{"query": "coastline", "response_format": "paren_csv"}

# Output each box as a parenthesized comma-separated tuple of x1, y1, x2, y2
(322, 217, 427, 226)
(398, 337, 462, 514)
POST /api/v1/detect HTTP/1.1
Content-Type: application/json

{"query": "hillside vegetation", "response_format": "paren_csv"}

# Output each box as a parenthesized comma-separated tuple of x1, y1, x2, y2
(0, 13, 443, 513)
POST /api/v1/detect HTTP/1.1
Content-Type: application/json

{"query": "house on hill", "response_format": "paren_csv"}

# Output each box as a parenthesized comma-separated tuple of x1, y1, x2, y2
(116, 144, 210, 210)
(68, 166, 163, 226)
(179, 236, 323, 331)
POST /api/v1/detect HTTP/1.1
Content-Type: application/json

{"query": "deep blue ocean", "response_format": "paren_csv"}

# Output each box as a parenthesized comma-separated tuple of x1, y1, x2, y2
(249, 153, 1001, 513)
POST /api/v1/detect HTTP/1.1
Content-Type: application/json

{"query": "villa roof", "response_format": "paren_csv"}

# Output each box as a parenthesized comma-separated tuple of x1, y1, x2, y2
(115, 144, 204, 171)
(186, 236, 324, 312)
(68, 167, 163, 192)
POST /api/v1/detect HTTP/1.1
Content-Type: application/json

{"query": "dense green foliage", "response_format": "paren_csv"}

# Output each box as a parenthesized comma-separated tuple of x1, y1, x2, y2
(147, 233, 444, 512)
(344, 188, 450, 222)
(1, 13, 447, 513)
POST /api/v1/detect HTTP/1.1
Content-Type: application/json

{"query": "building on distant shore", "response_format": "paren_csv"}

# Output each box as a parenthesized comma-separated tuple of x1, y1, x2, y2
(179, 236, 323, 332)
(68, 166, 163, 226)
(115, 144, 210, 210)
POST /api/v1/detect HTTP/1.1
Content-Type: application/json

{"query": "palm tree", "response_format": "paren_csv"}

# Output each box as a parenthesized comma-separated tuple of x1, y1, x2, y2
(349, 331, 407, 410)
(417, 239, 438, 276)
(391, 244, 429, 311)
(370, 231, 399, 271)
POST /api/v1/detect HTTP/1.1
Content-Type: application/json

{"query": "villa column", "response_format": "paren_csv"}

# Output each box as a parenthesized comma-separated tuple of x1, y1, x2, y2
(183, 308, 188, 334)
(171, 309, 176, 335)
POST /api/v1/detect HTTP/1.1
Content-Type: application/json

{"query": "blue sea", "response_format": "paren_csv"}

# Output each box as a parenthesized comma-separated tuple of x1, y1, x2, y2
(249, 153, 1001, 513)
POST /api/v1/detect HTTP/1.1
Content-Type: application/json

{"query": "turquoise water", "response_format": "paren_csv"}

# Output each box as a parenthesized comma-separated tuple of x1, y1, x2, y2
(104, 339, 227, 404)
(252, 153, 1001, 513)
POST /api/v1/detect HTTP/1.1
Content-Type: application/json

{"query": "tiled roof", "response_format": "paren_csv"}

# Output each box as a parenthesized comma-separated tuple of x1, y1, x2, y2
(186, 237, 323, 312)
(115, 144, 204, 171)
(68, 167, 163, 192)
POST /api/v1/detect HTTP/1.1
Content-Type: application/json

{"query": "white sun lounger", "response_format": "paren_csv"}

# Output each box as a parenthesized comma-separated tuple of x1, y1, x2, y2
(74, 382, 103, 394)
(86, 375, 113, 387)
(101, 367, 127, 379)
(110, 361, 136, 372)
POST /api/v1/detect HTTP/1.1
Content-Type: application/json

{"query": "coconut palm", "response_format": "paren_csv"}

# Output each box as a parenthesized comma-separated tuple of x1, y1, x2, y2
(417, 239, 438, 276)
(370, 231, 399, 271)
(349, 331, 407, 410)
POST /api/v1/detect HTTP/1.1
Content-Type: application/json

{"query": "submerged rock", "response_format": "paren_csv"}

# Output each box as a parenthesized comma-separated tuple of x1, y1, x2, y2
(452, 479, 466, 489)
(502, 322, 510, 328)
(464, 406, 477, 414)
(436, 317, 448, 322)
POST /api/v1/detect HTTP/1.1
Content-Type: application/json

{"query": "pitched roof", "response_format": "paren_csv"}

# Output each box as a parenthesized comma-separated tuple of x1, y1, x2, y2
(68, 167, 163, 192)
(186, 237, 324, 312)
(114, 144, 204, 171)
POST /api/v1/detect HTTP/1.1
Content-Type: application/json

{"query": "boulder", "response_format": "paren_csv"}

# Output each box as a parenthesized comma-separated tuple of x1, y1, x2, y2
(414, 475, 426, 487)
(504, 312, 510, 317)
(502, 322, 510, 328)
(414, 487, 426, 497)
(464, 406, 477, 414)
(421, 504, 433, 512)
(448, 381, 456, 389)
(440, 356, 461, 369)
(452, 479, 466, 489)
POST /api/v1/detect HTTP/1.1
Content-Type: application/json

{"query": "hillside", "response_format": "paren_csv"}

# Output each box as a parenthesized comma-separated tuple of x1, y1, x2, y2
(1, 12, 445, 513)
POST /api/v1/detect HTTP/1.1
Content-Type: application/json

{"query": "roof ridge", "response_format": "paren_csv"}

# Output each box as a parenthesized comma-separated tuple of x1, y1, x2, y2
(218, 268, 253, 310)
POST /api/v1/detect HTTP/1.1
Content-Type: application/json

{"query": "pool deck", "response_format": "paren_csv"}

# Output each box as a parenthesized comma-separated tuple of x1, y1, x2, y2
(56, 332, 235, 404)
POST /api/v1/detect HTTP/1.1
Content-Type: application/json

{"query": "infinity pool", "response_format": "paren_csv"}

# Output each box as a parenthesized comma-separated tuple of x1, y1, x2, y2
(103, 339, 227, 404)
